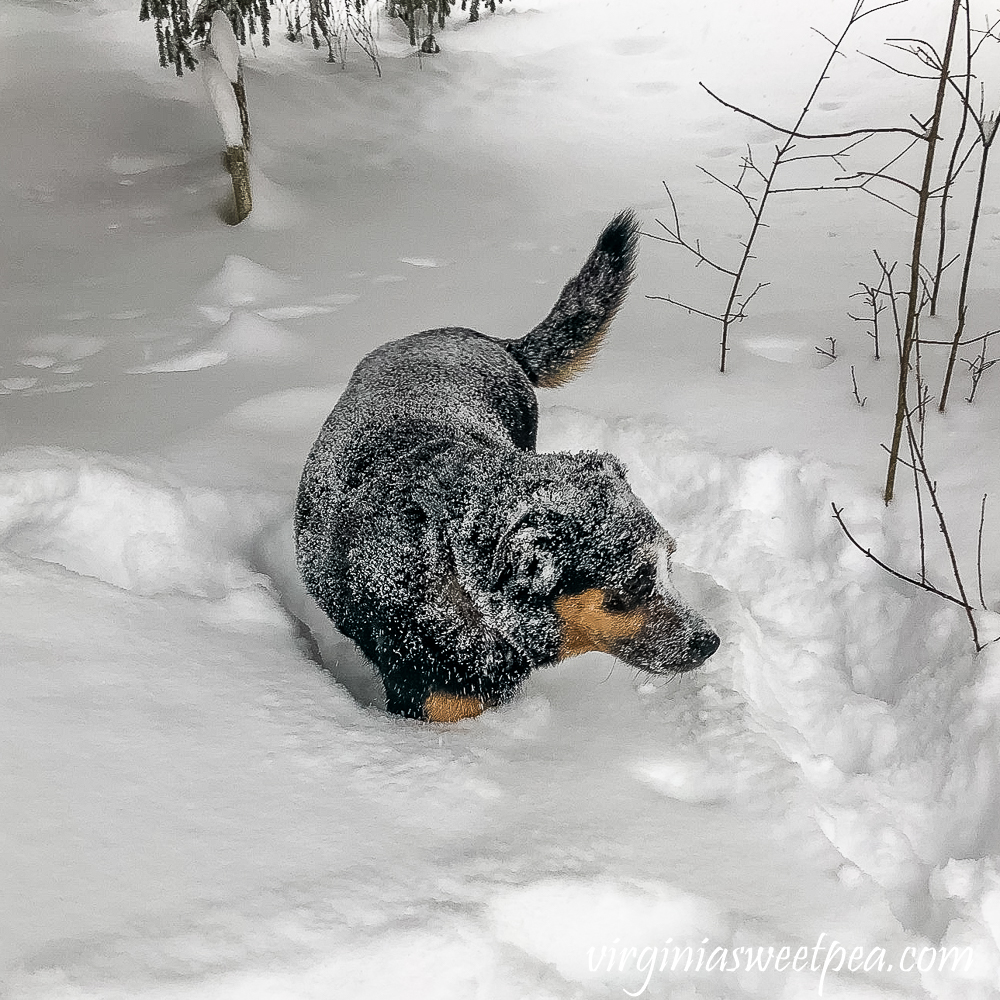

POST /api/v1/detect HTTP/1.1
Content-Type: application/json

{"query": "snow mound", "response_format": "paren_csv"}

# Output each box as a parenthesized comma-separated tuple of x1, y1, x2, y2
(0, 448, 274, 597)
(243, 160, 305, 231)
(209, 309, 304, 362)
(543, 409, 1000, 926)
(198, 255, 297, 310)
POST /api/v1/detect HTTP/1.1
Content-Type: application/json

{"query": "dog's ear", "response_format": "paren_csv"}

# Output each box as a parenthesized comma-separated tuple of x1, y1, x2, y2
(488, 510, 563, 596)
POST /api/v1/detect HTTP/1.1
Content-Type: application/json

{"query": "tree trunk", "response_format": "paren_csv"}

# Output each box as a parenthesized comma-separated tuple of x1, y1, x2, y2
(233, 67, 251, 151)
(224, 145, 252, 224)
(883, 0, 962, 504)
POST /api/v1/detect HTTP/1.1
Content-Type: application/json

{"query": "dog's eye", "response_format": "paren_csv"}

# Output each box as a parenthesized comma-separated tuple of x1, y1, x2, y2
(603, 589, 643, 614)
(603, 566, 655, 614)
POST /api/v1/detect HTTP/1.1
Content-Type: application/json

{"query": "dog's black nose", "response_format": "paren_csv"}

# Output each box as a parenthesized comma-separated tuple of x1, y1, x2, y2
(690, 631, 720, 662)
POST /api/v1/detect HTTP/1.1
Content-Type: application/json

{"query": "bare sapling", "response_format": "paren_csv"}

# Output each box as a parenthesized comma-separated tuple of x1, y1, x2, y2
(832, 416, 991, 653)
(848, 256, 899, 361)
(816, 337, 838, 362)
(937, 31, 999, 408)
(851, 365, 868, 406)
(882, 0, 963, 504)
(347, 1, 382, 77)
(834, 242, 995, 654)
(963, 330, 998, 403)
(648, 0, 925, 373)
(929, 3, 973, 314)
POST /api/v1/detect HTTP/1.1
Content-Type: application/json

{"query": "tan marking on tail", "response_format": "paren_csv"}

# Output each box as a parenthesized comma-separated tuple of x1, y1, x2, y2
(535, 309, 618, 389)
(424, 692, 485, 723)
(554, 588, 648, 659)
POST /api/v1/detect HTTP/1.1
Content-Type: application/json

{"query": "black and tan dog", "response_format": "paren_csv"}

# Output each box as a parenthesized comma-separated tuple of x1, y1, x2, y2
(295, 211, 719, 722)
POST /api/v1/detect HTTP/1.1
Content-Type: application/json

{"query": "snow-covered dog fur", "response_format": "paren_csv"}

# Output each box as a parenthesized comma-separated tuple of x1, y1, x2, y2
(295, 211, 719, 721)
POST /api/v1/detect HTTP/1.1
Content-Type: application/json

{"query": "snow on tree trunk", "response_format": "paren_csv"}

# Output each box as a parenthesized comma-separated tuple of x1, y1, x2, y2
(202, 53, 252, 223)
(210, 11, 241, 83)
(211, 10, 250, 152)
(211, 11, 250, 150)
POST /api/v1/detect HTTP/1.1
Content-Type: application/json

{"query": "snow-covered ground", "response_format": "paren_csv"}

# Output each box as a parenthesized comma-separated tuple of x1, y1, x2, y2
(3, 0, 1000, 997)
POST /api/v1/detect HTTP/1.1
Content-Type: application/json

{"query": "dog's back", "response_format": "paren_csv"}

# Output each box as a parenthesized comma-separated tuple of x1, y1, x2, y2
(296, 209, 640, 581)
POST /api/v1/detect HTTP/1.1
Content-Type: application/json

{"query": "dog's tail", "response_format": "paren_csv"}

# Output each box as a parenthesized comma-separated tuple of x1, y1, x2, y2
(505, 209, 640, 388)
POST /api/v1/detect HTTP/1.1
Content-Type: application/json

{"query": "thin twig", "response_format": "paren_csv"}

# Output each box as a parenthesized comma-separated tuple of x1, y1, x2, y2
(699, 82, 929, 142)
(816, 336, 838, 360)
(978, 494, 988, 610)
(645, 294, 724, 324)
(831, 504, 973, 612)
(903, 411, 982, 649)
(850, 365, 867, 406)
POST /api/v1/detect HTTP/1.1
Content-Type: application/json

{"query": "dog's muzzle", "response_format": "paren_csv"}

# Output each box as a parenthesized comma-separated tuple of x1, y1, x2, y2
(555, 589, 719, 672)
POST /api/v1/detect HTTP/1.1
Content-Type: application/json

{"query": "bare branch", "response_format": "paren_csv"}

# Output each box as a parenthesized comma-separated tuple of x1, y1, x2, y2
(854, 0, 911, 20)
(697, 165, 758, 216)
(645, 294, 724, 324)
(920, 328, 999, 347)
(860, 50, 940, 79)
(699, 82, 929, 141)
(903, 412, 982, 648)
(831, 504, 974, 612)
(850, 365, 867, 406)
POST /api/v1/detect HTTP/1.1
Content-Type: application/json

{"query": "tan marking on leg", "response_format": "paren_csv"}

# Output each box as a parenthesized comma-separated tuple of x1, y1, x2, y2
(424, 692, 485, 723)
(554, 588, 648, 660)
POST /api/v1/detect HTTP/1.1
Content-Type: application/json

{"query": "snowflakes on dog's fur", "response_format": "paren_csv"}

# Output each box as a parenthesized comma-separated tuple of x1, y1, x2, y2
(295, 212, 718, 719)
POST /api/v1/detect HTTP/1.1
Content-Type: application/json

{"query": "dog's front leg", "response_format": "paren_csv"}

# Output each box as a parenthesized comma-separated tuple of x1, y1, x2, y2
(423, 692, 484, 723)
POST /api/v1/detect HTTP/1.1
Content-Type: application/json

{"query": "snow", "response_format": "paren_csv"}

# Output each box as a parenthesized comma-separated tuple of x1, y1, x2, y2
(2, 0, 1000, 997)
(210, 10, 242, 85)
(201, 53, 243, 147)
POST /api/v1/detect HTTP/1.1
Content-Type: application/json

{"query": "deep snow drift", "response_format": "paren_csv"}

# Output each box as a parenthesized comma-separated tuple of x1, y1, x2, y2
(2, 0, 1000, 998)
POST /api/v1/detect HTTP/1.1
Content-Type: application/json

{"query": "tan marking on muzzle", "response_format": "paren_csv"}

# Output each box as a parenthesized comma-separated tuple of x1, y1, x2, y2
(424, 692, 485, 723)
(554, 588, 648, 660)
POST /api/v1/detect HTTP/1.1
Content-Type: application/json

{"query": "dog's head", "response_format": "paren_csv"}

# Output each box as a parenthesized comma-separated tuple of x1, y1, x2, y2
(488, 451, 719, 673)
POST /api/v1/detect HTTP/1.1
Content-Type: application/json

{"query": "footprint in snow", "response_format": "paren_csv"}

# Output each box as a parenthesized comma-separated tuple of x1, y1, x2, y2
(25, 334, 106, 361)
(258, 305, 338, 321)
(127, 350, 228, 374)
(0, 377, 39, 392)
(0, 377, 96, 395)
(9, 335, 105, 394)
(739, 336, 812, 365)
(399, 256, 453, 268)
(108, 153, 191, 175)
